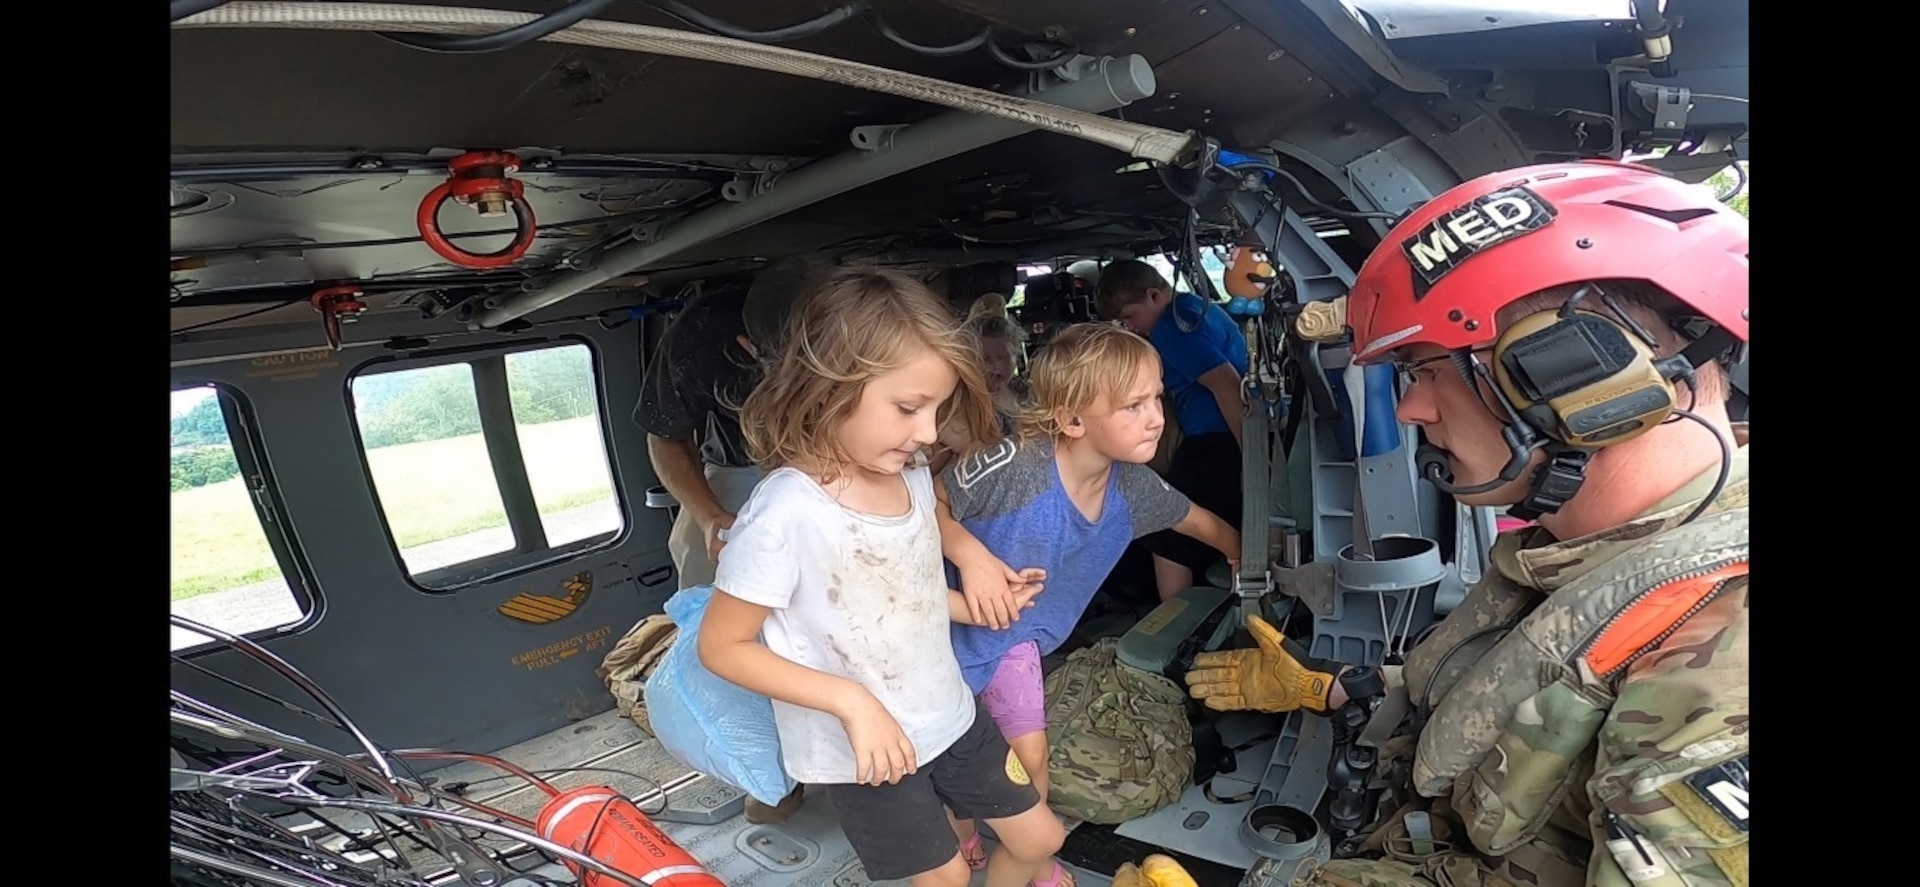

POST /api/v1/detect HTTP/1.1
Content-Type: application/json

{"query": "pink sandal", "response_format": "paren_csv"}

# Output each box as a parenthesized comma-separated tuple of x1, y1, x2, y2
(958, 833, 989, 871)
(1032, 860, 1076, 887)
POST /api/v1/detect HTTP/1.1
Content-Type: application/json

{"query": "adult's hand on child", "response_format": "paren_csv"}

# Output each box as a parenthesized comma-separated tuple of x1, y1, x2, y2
(700, 511, 737, 562)
(839, 694, 917, 785)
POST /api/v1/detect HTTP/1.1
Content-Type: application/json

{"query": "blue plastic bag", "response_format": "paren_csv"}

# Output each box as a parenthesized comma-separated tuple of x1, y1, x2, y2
(643, 585, 796, 806)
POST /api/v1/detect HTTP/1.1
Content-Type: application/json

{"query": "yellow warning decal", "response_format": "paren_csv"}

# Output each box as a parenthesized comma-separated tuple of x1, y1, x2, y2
(498, 570, 593, 624)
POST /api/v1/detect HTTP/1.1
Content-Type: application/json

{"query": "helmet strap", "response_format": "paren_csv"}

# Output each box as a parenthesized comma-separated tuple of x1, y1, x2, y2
(1468, 347, 1597, 520)
(1678, 323, 1742, 371)
(1508, 443, 1592, 521)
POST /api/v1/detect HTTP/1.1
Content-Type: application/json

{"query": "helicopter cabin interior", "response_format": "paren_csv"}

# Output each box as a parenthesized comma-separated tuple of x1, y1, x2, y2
(168, 1, 1749, 885)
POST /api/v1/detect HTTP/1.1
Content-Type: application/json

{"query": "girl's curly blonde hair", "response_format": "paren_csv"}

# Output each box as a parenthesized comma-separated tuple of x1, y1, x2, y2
(1012, 322, 1160, 442)
(741, 267, 1001, 478)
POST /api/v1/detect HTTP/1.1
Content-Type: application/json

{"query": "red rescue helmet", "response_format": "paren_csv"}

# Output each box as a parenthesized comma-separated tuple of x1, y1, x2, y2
(1345, 160, 1747, 365)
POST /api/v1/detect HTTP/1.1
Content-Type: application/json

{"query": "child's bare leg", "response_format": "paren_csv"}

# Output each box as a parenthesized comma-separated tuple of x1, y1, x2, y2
(1006, 732, 1050, 804)
(1000, 734, 1069, 886)
(1152, 554, 1192, 601)
(907, 854, 973, 887)
(981, 802, 1069, 887)
(970, 643, 1063, 884)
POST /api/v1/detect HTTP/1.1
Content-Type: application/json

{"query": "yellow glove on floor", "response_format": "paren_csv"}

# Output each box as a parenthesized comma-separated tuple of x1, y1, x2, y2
(1183, 614, 1338, 713)
(1111, 854, 1199, 887)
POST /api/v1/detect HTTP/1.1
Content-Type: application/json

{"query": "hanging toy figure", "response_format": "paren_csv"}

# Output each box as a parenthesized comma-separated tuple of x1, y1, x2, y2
(1225, 245, 1277, 317)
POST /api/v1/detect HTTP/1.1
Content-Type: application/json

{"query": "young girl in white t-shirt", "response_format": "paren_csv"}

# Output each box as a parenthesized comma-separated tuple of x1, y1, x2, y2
(697, 266, 1068, 887)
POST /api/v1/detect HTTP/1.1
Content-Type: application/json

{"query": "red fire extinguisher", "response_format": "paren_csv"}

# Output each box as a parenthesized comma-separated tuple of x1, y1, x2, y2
(536, 785, 725, 887)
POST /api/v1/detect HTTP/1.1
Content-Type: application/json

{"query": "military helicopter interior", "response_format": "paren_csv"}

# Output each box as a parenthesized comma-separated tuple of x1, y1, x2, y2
(168, 1, 1749, 885)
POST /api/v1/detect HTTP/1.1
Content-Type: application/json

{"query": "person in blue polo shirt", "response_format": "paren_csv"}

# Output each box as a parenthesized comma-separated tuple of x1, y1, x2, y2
(1092, 258, 1247, 600)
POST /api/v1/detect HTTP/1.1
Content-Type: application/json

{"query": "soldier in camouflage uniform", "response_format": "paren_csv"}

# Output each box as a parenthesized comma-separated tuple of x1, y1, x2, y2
(1183, 161, 1748, 887)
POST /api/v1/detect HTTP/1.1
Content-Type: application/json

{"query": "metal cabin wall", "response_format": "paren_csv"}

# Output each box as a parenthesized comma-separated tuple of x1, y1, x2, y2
(170, 318, 675, 758)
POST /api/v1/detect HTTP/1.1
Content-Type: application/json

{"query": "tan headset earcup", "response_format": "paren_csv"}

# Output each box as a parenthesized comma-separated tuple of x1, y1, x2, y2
(1488, 309, 1564, 412)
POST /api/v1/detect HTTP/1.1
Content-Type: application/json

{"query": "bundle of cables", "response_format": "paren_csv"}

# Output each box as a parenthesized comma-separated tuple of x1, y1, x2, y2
(170, 0, 1081, 70)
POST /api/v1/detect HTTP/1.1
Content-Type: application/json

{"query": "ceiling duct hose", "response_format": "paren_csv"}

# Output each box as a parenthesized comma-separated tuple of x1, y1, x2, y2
(469, 50, 1160, 328)
(172, 2, 1199, 165)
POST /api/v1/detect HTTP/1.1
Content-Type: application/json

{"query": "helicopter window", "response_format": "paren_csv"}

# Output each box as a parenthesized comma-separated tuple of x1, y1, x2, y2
(347, 341, 623, 589)
(170, 383, 310, 652)
(504, 345, 624, 548)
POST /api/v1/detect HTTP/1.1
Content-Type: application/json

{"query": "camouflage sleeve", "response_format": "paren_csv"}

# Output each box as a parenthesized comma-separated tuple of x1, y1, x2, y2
(1584, 578, 1748, 886)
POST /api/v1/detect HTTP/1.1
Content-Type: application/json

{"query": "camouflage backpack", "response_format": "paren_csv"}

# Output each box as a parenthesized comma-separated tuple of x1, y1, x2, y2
(1043, 637, 1195, 824)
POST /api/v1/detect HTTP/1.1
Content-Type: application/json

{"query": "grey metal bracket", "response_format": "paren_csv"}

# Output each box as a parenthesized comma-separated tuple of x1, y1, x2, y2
(848, 124, 910, 153)
(1646, 84, 1691, 134)
(621, 219, 670, 246)
(554, 223, 648, 272)
(1624, 80, 1692, 135)
(1028, 51, 1107, 91)
(644, 484, 680, 524)
(1436, 502, 1495, 615)
(1244, 706, 1334, 870)
(1342, 140, 1499, 616)
(720, 159, 790, 202)
(649, 778, 749, 826)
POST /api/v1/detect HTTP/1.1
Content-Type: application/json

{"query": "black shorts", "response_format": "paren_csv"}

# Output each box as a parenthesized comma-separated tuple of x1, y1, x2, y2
(1142, 431, 1243, 573)
(823, 701, 1043, 881)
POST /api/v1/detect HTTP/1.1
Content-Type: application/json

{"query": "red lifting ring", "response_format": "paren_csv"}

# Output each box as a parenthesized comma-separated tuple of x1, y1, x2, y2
(417, 150, 539, 270)
(311, 285, 368, 352)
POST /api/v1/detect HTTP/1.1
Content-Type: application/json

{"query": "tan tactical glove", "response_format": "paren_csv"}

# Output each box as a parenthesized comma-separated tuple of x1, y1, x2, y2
(1184, 614, 1338, 713)
(1111, 854, 1198, 887)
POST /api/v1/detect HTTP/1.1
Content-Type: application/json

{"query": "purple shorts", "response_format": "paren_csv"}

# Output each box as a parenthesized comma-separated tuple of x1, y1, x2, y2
(977, 639, 1048, 740)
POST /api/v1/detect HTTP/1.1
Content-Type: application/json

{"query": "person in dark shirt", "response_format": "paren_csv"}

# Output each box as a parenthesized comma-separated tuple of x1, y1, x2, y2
(633, 258, 821, 824)
(635, 258, 820, 591)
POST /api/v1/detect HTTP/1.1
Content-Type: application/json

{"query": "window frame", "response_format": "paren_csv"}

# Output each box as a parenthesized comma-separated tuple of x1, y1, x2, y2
(343, 335, 629, 592)
(171, 380, 321, 658)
